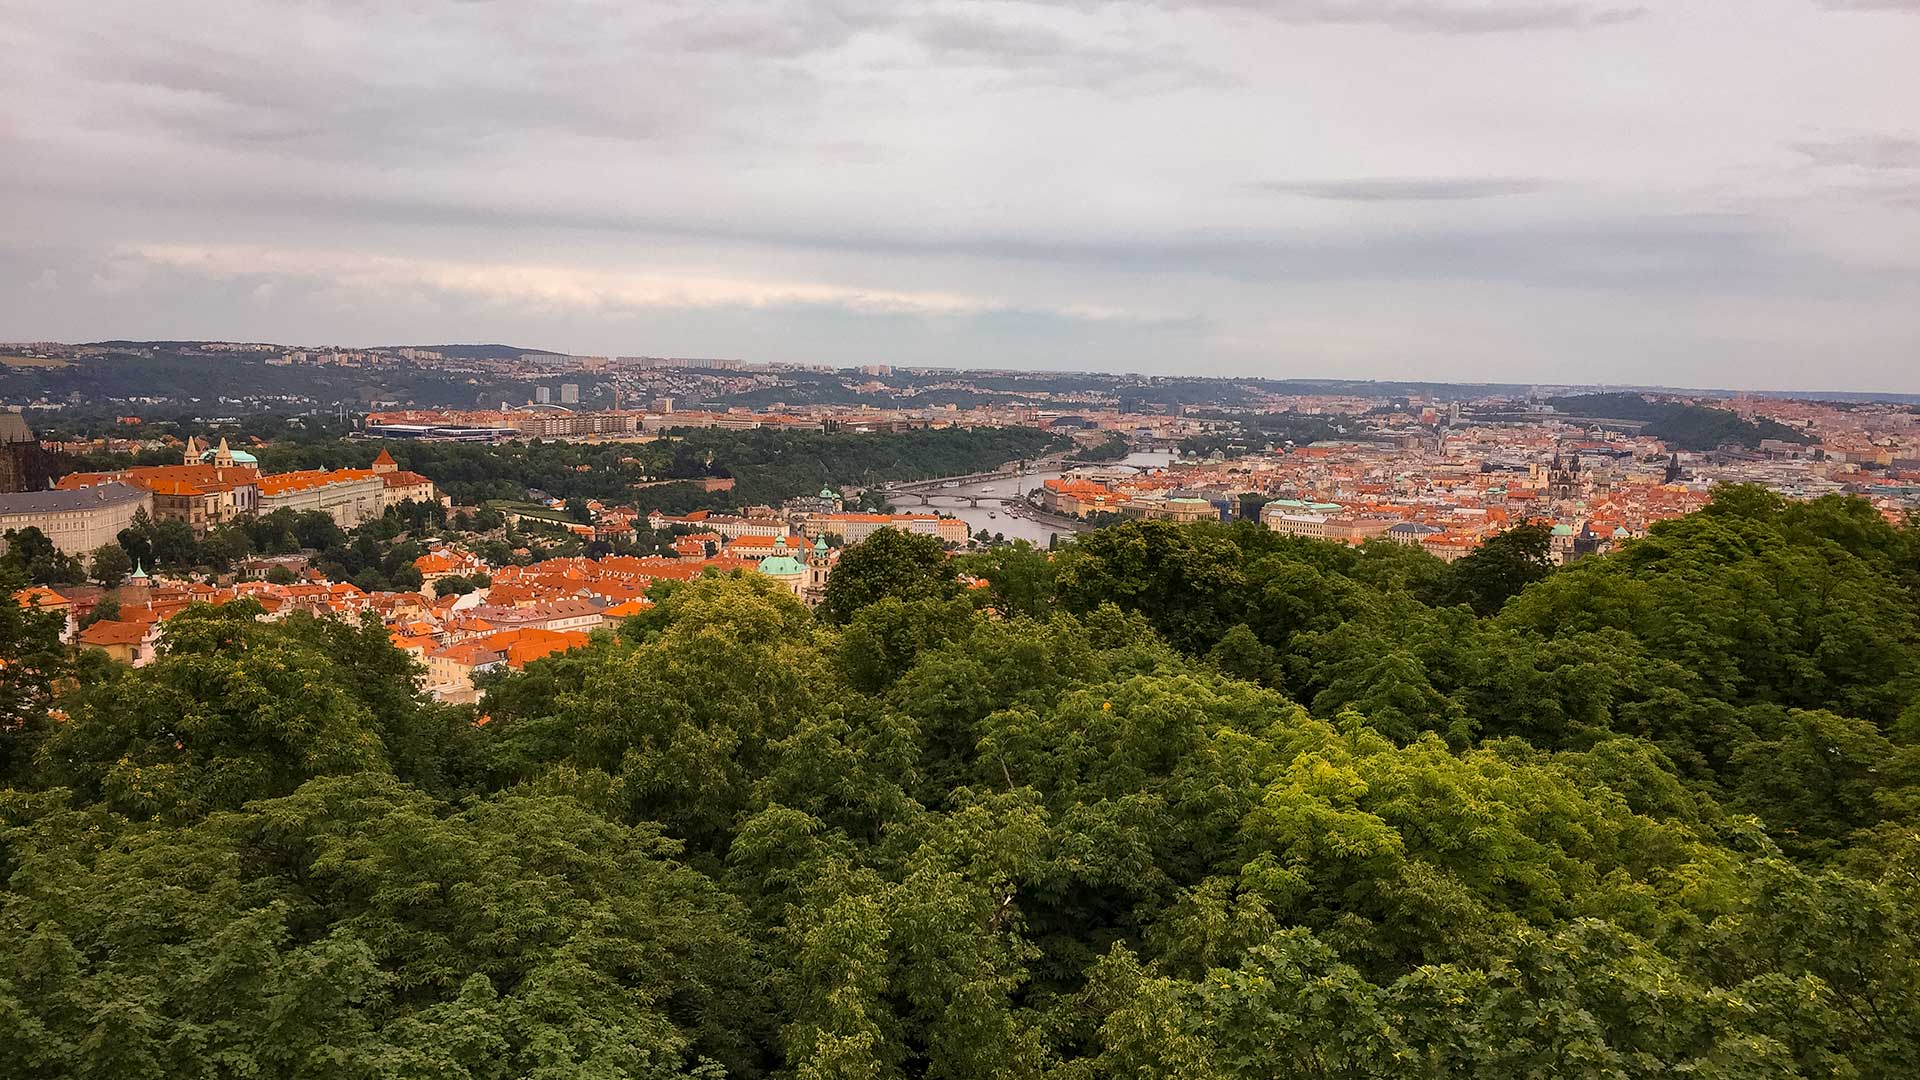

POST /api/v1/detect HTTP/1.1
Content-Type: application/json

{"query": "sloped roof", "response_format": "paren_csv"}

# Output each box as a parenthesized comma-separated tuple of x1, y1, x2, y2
(0, 482, 147, 514)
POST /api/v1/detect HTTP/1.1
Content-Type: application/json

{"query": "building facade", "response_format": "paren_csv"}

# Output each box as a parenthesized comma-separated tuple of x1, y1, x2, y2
(802, 512, 969, 545)
(0, 414, 55, 494)
(0, 483, 152, 555)
(257, 469, 387, 526)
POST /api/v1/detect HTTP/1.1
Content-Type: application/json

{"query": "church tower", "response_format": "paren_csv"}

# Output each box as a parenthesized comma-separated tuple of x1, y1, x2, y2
(182, 436, 201, 465)
(1548, 449, 1580, 502)
(805, 535, 833, 606)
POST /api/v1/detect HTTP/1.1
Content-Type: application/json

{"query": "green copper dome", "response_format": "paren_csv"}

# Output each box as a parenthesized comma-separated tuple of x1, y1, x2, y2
(760, 534, 804, 576)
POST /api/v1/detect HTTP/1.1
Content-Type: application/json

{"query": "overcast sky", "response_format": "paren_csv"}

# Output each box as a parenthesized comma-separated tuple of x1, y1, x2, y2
(3, 0, 1918, 391)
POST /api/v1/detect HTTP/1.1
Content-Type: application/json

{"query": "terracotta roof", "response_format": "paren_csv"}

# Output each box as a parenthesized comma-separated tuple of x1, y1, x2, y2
(14, 586, 69, 610)
(79, 619, 150, 647)
(257, 468, 380, 496)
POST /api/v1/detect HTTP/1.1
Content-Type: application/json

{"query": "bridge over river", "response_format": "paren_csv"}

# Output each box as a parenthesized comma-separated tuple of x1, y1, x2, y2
(875, 451, 1176, 544)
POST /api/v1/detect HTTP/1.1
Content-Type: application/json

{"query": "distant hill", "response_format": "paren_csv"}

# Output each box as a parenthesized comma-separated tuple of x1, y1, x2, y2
(385, 344, 553, 360)
(1550, 392, 1814, 451)
(7, 343, 533, 414)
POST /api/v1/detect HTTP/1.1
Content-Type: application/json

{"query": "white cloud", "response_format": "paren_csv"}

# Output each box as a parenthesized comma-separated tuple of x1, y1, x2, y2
(124, 244, 1170, 323)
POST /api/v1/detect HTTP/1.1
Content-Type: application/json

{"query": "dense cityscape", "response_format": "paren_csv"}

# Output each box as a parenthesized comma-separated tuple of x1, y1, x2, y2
(4, 340, 1917, 705)
(6, 338, 1920, 1074)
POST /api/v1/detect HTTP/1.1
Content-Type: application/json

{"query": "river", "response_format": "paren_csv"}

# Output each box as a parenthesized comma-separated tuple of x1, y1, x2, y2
(922, 450, 1177, 547)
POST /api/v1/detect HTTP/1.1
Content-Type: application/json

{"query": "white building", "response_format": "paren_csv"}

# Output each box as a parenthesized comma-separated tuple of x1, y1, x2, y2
(0, 483, 152, 556)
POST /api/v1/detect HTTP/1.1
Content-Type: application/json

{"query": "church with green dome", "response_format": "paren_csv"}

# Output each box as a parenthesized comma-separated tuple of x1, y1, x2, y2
(757, 534, 834, 606)
(783, 484, 844, 518)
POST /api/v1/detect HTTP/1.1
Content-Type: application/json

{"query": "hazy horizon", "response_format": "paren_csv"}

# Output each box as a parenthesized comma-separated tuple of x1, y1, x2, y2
(4, 1, 1918, 392)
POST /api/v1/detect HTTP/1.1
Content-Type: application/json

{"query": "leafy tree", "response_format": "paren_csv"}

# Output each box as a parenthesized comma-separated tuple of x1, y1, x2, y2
(38, 602, 393, 819)
(1053, 520, 1250, 653)
(957, 540, 1056, 620)
(0, 565, 69, 784)
(1, 528, 84, 585)
(0, 775, 763, 1079)
(116, 507, 155, 568)
(87, 543, 131, 588)
(1446, 520, 1553, 615)
(293, 509, 345, 550)
(819, 527, 959, 624)
(149, 518, 199, 569)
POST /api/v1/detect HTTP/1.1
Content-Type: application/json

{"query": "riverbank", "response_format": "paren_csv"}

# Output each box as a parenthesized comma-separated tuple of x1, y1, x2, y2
(935, 449, 1176, 547)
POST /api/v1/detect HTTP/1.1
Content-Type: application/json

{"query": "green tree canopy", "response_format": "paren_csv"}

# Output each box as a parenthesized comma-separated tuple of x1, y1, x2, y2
(819, 527, 959, 624)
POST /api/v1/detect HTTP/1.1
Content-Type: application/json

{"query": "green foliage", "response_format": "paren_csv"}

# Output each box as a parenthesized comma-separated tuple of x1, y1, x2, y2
(1444, 520, 1553, 615)
(5, 490, 1920, 1076)
(955, 540, 1057, 620)
(819, 528, 960, 624)
(1065, 433, 1130, 462)
(86, 543, 130, 588)
(0, 528, 84, 586)
(1178, 411, 1349, 459)
(0, 565, 68, 785)
(1551, 393, 1813, 451)
(251, 426, 1059, 512)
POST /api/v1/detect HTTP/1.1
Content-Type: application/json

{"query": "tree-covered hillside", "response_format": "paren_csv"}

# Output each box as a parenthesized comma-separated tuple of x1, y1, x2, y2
(1551, 393, 1813, 451)
(240, 426, 1061, 509)
(3, 488, 1919, 1077)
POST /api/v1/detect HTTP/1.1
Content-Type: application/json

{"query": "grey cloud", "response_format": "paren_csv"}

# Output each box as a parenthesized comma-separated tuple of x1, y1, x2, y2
(907, 12, 1231, 88)
(15, 0, 1228, 168)
(1793, 134, 1920, 170)
(1815, 0, 1920, 10)
(12, 170, 1828, 295)
(5, 0, 1919, 391)
(650, 1, 900, 58)
(1256, 177, 1550, 201)
(1065, 0, 1646, 33)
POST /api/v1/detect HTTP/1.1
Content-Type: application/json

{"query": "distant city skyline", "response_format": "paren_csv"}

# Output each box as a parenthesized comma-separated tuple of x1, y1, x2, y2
(3, 1, 1918, 392)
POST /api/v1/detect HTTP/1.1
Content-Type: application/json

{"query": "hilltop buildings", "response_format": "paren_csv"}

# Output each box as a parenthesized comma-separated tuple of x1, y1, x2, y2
(0, 483, 151, 556)
(55, 440, 443, 532)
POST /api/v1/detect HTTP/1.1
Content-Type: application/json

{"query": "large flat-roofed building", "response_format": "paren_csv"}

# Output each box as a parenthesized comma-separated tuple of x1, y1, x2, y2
(1265, 513, 1395, 544)
(1125, 495, 1222, 524)
(802, 512, 969, 545)
(0, 483, 151, 556)
(510, 411, 639, 439)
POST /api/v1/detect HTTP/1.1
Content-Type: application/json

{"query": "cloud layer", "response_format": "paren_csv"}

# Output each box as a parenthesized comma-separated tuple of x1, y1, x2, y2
(2, 0, 1919, 391)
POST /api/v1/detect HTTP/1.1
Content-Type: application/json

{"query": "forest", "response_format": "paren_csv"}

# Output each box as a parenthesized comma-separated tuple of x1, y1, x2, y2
(243, 426, 1061, 511)
(1548, 394, 1812, 452)
(2, 486, 1918, 1078)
